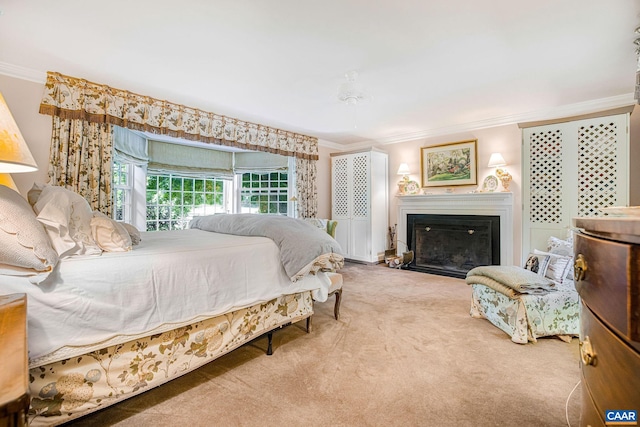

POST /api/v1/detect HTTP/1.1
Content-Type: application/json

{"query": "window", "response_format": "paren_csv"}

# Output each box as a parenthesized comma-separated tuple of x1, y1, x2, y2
(145, 173, 228, 231)
(112, 161, 132, 223)
(239, 172, 289, 215)
(113, 146, 294, 232)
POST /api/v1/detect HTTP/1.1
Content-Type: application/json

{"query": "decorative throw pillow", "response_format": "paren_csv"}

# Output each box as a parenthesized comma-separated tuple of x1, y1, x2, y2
(0, 185, 59, 279)
(564, 266, 575, 285)
(523, 252, 550, 276)
(91, 211, 132, 252)
(33, 185, 102, 258)
(534, 249, 572, 284)
(303, 218, 328, 231)
(120, 222, 141, 245)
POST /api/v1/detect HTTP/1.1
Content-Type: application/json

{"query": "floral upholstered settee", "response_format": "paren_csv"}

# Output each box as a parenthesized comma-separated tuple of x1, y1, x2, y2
(466, 236, 579, 344)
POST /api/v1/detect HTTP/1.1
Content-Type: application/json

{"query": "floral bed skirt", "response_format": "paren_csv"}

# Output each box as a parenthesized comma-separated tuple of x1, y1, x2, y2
(28, 291, 313, 426)
(470, 284, 579, 344)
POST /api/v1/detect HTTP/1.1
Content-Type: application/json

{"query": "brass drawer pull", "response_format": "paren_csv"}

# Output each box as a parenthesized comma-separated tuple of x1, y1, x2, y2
(574, 254, 587, 282)
(579, 336, 597, 366)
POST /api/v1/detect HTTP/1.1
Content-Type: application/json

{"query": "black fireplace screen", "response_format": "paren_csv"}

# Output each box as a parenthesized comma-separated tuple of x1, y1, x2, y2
(406, 214, 500, 279)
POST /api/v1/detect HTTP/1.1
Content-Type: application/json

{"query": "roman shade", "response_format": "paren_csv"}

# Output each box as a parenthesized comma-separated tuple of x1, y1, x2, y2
(233, 152, 288, 172)
(113, 126, 148, 165)
(147, 140, 233, 178)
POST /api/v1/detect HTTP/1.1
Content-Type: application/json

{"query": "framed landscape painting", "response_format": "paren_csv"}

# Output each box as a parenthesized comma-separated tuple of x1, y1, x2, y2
(421, 139, 477, 187)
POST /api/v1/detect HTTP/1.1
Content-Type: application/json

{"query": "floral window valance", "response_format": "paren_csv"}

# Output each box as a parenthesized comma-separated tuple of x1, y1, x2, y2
(39, 71, 319, 160)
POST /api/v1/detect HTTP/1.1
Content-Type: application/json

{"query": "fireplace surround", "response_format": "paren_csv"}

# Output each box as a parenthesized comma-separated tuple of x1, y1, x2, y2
(396, 192, 513, 277)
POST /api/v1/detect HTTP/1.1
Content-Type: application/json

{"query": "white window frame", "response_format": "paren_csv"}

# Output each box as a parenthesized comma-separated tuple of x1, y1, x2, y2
(112, 160, 133, 223)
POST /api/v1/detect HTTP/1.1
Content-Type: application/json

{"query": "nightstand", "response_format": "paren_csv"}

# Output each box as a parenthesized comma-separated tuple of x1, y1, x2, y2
(0, 293, 29, 427)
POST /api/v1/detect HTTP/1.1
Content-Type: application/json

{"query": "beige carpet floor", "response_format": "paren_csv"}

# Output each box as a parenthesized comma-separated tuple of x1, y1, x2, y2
(67, 262, 582, 427)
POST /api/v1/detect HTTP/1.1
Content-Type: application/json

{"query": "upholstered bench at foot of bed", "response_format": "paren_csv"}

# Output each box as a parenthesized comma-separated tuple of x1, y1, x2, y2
(469, 283, 579, 344)
(306, 272, 343, 332)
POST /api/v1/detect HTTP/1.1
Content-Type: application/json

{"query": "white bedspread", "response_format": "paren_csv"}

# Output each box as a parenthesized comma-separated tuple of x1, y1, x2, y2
(0, 229, 329, 366)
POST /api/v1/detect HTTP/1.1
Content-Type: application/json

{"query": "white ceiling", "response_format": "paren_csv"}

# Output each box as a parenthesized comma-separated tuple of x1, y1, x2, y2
(1, 0, 638, 147)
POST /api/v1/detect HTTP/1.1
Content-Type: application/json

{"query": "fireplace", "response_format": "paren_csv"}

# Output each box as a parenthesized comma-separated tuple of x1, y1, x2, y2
(406, 214, 500, 278)
(396, 192, 514, 275)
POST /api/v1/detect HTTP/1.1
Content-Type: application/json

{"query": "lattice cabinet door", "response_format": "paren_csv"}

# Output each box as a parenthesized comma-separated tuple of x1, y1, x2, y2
(331, 156, 350, 218)
(349, 152, 372, 261)
(522, 114, 629, 258)
(331, 149, 388, 263)
(350, 152, 371, 219)
(331, 155, 351, 255)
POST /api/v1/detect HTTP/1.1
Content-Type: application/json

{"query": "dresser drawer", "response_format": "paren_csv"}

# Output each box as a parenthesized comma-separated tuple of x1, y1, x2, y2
(580, 303, 640, 412)
(574, 233, 640, 343)
(579, 376, 605, 427)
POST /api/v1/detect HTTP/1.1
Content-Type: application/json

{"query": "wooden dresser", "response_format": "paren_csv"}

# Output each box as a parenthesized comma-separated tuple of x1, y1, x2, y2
(0, 293, 29, 427)
(573, 218, 640, 427)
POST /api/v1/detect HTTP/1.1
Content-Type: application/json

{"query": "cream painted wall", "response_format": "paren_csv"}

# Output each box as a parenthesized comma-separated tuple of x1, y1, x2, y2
(316, 144, 340, 219)
(0, 74, 52, 194)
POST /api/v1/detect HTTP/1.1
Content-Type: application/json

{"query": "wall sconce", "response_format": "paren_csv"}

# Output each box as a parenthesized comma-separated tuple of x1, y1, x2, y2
(487, 153, 512, 192)
(0, 92, 38, 191)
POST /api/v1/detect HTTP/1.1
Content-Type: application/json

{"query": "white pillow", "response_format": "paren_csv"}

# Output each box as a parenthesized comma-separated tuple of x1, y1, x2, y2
(0, 185, 58, 280)
(27, 182, 45, 207)
(120, 222, 141, 245)
(547, 236, 573, 257)
(91, 211, 132, 252)
(33, 185, 102, 258)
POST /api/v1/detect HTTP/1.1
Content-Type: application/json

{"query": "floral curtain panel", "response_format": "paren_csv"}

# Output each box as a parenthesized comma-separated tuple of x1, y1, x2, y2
(39, 72, 319, 160)
(48, 116, 113, 214)
(296, 157, 317, 218)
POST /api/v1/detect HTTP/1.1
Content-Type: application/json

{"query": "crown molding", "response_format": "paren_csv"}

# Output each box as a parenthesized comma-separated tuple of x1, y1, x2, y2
(0, 61, 46, 83)
(317, 138, 347, 151)
(371, 93, 636, 146)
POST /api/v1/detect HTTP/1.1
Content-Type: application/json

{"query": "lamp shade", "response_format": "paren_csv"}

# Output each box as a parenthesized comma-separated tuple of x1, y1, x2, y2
(487, 153, 506, 168)
(397, 163, 410, 176)
(0, 92, 38, 173)
(0, 173, 18, 191)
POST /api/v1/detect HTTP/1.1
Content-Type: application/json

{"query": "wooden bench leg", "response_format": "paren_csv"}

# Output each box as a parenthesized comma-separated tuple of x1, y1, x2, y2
(306, 316, 312, 333)
(334, 288, 342, 320)
(266, 331, 273, 356)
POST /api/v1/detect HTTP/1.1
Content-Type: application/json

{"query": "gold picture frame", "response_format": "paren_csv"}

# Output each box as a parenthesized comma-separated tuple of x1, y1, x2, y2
(421, 139, 477, 187)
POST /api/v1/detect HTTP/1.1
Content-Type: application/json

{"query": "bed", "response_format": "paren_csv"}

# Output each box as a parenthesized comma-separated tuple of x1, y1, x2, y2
(0, 184, 343, 426)
(465, 240, 579, 344)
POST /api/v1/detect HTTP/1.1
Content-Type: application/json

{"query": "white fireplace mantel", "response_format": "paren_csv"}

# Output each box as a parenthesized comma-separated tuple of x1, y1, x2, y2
(396, 192, 513, 266)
